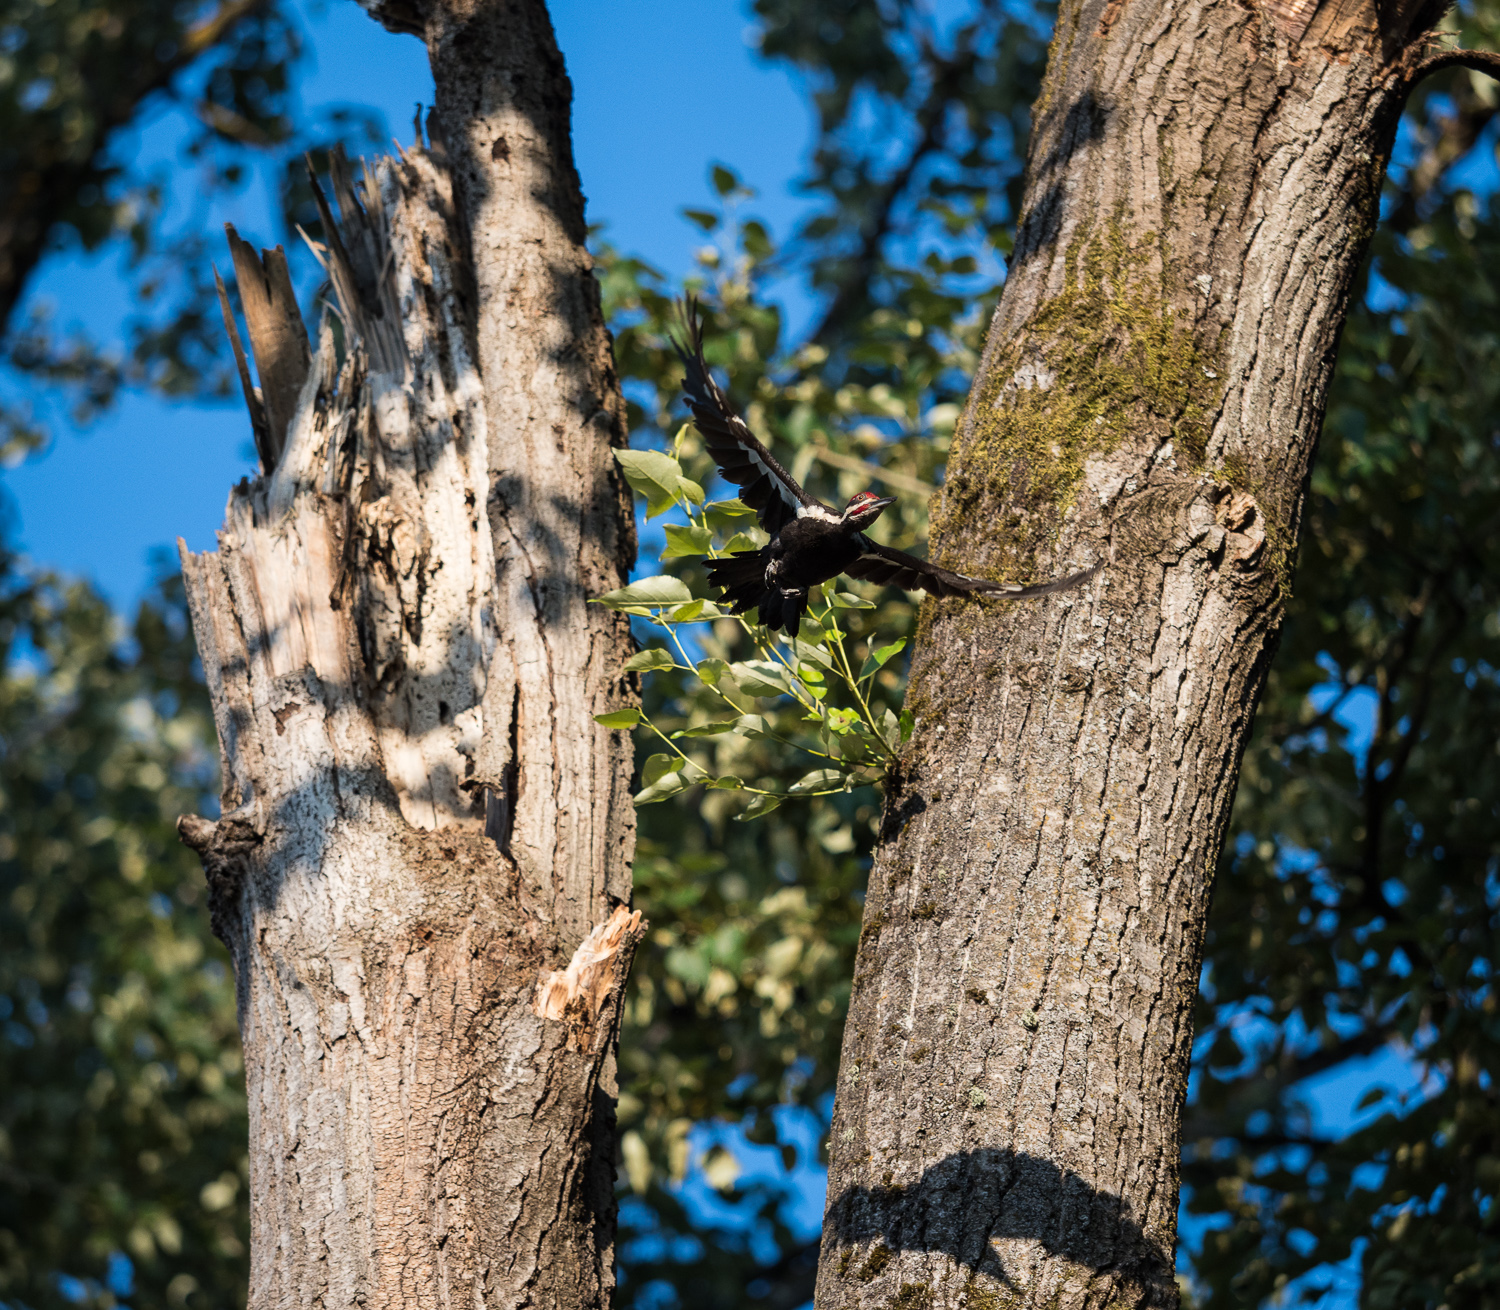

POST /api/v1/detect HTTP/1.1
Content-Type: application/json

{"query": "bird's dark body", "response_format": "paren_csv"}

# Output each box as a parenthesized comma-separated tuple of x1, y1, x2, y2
(676, 300, 1099, 634)
(768, 517, 866, 591)
(707, 519, 869, 634)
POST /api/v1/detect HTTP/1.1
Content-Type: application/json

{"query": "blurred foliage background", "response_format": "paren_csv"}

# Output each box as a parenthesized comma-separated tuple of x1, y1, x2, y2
(1, 0, 1498, 1307)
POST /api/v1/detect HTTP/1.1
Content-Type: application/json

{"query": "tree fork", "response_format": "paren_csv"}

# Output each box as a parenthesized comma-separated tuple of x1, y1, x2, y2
(815, 0, 1477, 1306)
(178, 2, 639, 1297)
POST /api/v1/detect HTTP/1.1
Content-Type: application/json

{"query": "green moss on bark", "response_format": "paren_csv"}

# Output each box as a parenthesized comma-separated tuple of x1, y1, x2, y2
(1031, 11, 1073, 121)
(963, 1279, 1022, 1310)
(937, 209, 1223, 572)
(855, 1242, 894, 1281)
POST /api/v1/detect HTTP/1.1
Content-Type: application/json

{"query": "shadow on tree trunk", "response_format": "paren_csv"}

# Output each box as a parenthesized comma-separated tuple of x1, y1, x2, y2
(824, 1147, 1175, 1304)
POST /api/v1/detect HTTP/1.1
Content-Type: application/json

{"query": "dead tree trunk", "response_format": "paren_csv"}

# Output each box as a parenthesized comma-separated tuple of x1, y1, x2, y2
(815, 1, 1473, 1306)
(177, 1, 640, 1301)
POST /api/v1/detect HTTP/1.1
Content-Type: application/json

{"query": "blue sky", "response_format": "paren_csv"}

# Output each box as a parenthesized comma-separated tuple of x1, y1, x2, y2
(2, 0, 816, 607)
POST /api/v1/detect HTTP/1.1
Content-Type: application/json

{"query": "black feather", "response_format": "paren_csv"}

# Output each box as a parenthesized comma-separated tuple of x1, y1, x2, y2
(704, 549, 768, 615)
(680, 300, 1101, 633)
(775, 590, 810, 634)
(674, 299, 819, 536)
(846, 544, 1099, 601)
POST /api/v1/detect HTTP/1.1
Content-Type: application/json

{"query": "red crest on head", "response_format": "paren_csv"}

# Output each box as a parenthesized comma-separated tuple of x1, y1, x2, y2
(842, 490, 894, 522)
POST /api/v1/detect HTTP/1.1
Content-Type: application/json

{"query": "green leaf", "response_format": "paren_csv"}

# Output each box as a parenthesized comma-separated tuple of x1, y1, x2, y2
(705, 499, 757, 532)
(859, 638, 908, 681)
(662, 524, 713, 559)
(720, 531, 762, 555)
(899, 708, 915, 742)
(880, 708, 902, 749)
(706, 498, 755, 516)
(742, 220, 772, 261)
(634, 772, 688, 804)
(826, 707, 859, 736)
(794, 635, 836, 669)
(831, 591, 876, 609)
(734, 793, 783, 821)
(711, 164, 740, 196)
(735, 714, 772, 738)
(696, 657, 730, 687)
(623, 648, 679, 674)
(789, 767, 846, 794)
(673, 721, 738, 738)
(678, 477, 705, 506)
(682, 208, 720, 232)
(615, 449, 687, 517)
(638, 756, 710, 799)
(708, 775, 744, 790)
(641, 753, 678, 788)
(594, 575, 694, 612)
(836, 731, 871, 760)
(594, 707, 642, 729)
(730, 660, 793, 698)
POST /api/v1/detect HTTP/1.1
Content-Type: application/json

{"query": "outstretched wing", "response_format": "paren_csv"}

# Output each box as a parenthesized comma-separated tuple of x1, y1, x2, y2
(847, 542, 1101, 600)
(674, 299, 825, 535)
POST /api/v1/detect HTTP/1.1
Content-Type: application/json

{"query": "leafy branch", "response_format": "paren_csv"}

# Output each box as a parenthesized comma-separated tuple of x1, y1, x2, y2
(593, 445, 911, 819)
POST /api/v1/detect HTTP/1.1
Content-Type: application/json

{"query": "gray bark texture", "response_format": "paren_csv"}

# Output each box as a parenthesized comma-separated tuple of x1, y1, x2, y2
(815, 0, 1450, 1305)
(177, 0, 641, 1302)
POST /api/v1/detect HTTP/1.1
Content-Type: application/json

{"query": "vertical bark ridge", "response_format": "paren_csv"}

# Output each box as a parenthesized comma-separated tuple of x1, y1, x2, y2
(179, 56, 637, 1307)
(817, 0, 1431, 1304)
(420, 0, 637, 946)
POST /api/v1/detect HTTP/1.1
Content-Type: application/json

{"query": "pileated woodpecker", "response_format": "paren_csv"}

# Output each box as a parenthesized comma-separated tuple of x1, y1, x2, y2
(674, 305, 1098, 634)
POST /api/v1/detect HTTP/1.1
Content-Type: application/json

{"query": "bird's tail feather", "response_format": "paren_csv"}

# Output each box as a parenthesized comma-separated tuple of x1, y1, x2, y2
(704, 549, 767, 612)
(704, 549, 808, 634)
(757, 588, 808, 635)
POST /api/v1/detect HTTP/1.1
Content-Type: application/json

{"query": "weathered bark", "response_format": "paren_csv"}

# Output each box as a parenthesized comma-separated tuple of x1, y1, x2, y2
(816, 1, 1451, 1306)
(177, 0, 639, 1299)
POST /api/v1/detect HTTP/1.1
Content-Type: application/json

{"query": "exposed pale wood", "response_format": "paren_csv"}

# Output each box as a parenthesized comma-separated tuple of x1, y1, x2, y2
(212, 265, 272, 471)
(417, 0, 638, 951)
(533, 906, 648, 1051)
(815, 0, 1447, 1305)
(223, 225, 311, 463)
(180, 18, 638, 1298)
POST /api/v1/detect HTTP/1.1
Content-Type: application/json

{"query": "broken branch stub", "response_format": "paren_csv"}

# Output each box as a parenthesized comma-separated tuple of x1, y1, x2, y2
(213, 264, 272, 470)
(533, 906, 648, 1052)
(186, 146, 493, 845)
(222, 226, 310, 465)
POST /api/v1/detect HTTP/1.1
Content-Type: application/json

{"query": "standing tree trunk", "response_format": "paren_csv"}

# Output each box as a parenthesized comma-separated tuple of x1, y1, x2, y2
(816, 1, 1470, 1306)
(177, 1, 641, 1303)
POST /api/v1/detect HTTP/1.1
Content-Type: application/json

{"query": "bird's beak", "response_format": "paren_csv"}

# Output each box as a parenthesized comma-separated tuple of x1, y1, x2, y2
(872, 497, 896, 512)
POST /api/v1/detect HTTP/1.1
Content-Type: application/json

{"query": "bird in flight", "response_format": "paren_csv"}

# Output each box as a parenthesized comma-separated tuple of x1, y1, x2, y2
(673, 303, 1099, 634)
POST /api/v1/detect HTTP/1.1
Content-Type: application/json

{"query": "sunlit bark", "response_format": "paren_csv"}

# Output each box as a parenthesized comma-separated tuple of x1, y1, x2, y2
(816, 0, 1459, 1304)
(178, 1, 640, 1302)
